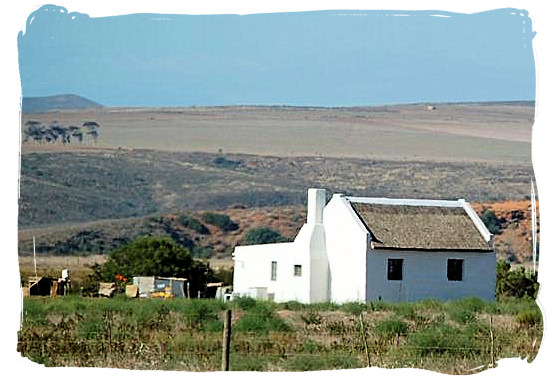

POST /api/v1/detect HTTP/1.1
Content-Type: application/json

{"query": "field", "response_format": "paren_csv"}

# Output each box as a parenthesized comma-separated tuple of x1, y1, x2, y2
(19, 103, 535, 229)
(17, 102, 541, 372)
(18, 295, 542, 373)
(21, 103, 533, 162)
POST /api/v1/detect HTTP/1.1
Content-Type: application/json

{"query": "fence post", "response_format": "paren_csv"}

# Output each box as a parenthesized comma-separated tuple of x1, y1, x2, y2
(359, 313, 371, 367)
(489, 315, 495, 368)
(222, 309, 232, 371)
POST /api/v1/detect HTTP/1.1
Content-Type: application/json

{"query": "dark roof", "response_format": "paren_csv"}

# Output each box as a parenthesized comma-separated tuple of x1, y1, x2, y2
(350, 202, 493, 252)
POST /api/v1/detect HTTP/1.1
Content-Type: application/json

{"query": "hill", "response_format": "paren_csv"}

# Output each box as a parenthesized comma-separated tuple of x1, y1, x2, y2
(18, 149, 533, 228)
(18, 200, 537, 266)
(21, 94, 103, 113)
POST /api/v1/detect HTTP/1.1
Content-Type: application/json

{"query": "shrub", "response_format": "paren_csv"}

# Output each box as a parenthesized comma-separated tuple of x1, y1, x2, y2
(448, 308, 476, 323)
(243, 227, 288, 245)
(177, 213, 209, 234)
(374, 318, 408, 340)
(234, 300, 292, 333)
(212, 156, 241, 169)
(181, 299, 224, 331)
(446, 297, 486, 323)
(408, 324, 480, 357)
(281, 300, 306, 311)
(301, 311, 322, 325)
(201, 212, 239, 232)
(192, 245, 214, 259)
(496, 260, 539, 299)
(285, 353, 359, 371)
(481, 209, 502, 235)
(213, 267, 234, 286)
(234, 312, 292, 333)
(233, 296, 257, 311)
(516, 310, 542, 327)
(341, 301, 369, 316)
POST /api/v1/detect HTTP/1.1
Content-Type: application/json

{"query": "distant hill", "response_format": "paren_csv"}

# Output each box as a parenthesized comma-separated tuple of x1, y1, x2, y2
(21, 94, 103, 113)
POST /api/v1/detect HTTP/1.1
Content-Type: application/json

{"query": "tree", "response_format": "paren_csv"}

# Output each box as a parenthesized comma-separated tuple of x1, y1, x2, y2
(244, 227, 288, 245)
(98, 236, 213, 297)
(496, 260, 538, 299)
(481, 209, 502, 235)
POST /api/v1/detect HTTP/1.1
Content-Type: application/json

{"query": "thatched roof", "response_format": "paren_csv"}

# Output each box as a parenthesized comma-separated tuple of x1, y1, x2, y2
(350, 202, 493, 251)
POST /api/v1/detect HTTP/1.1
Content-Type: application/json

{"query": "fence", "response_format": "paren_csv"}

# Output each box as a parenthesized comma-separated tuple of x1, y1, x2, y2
(17, 297, 542, 372)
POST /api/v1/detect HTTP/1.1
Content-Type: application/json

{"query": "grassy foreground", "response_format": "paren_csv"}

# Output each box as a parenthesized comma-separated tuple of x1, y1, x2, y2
(18, 295, 542, 373)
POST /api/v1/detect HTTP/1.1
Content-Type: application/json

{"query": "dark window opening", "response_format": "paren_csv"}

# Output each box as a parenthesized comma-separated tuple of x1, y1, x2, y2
(294, 264, 302, 277)
(447, 259, 463, 281)
(271, 261, 277, 281)
(387, 258, 403, 281)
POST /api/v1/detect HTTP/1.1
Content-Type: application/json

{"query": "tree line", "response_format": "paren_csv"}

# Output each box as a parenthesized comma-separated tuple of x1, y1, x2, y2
(22, 120, 101, 145)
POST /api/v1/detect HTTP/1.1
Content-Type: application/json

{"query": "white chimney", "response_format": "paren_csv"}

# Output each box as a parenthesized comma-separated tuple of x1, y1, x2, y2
(307, 188, 326, 224)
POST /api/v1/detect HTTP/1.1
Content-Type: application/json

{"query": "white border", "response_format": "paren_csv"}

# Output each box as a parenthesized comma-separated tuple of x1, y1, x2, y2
(2, 2, 547, 378)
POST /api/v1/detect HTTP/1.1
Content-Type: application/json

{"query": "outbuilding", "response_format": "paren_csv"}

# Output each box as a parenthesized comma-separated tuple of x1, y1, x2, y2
(232, 188, 495, 303)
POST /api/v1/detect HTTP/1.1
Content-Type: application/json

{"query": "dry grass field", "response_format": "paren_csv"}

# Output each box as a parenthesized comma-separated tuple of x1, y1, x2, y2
(21, 102, 533, 163)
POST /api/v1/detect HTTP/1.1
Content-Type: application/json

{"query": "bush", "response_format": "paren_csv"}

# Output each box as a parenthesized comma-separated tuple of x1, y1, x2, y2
(177, 213, 210, 234)
(408, 324, 480, 357)
(301, 311, 322, 325)
(181, 299, 224, 331)
(233, 296, 257, 311)
(243, 227, 288, 245)
(201, 212, 239, 232)
(445, 297, 486, 323)
(516, 310, 542, 327)
(481, 209, 502, 234)
(192, 245, 214, 259)
(234, 300, 292, 333)
(341, 301, 368, 316)
(448, 308, 476, 323)
(234, 312, 292, 333)
(374, 318, 408, 339)
(496, 260, 539, 299)
(212, 156, 241, 169)
(213, 267, 234, 286)
(280, 300, 306, 311)
(284, 353, 359, 371)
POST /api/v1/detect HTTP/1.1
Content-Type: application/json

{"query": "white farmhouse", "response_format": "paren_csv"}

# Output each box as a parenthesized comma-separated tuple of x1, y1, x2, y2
(232, 188, 495, 303)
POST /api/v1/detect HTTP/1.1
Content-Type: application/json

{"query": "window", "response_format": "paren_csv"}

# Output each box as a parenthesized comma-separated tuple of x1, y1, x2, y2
(447, 259, 463, 281)
(387, 258, 403, 281)
(294, 264, 302, 277)
(271, 261, 277, 281)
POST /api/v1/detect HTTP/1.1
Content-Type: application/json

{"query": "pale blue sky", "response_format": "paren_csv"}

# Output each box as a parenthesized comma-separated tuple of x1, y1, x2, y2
(18, 6, 536, 107)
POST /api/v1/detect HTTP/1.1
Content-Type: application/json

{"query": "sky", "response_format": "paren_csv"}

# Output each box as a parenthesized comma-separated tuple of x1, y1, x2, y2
(17, 5, 536, 107)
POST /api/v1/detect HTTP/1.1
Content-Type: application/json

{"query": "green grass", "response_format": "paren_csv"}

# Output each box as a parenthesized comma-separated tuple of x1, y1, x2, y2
(18, 295, 542, 372)
(374, 318, 409, 340)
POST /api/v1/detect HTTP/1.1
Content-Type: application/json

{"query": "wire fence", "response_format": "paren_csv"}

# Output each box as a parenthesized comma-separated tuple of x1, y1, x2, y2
(18, 307, 542, 372)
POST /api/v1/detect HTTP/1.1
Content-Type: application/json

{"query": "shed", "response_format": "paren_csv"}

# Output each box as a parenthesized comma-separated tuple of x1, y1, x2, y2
(28, 276, 54, 296)
(133, 276, 189, 298)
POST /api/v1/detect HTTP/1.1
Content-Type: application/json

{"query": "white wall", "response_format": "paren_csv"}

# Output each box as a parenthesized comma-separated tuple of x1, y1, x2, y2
(366, 248, 496, 302)
(233, 242, 311, 302)
(232, 188, 330, 304)
(324, 194, 369, 303)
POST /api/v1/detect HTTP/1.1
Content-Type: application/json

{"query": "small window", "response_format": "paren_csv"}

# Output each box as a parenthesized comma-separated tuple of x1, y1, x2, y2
(387, 258, 403, 281)
(294, 265, 302, 277)
(271, 261, 277, 281)
(447, 259, 463, 281)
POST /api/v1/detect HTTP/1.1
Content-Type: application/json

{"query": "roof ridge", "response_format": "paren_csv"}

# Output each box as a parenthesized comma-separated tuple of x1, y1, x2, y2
(345, 196, 464, 207)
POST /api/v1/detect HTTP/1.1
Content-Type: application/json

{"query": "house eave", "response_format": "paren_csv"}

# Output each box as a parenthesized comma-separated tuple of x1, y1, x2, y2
(370, 244, 495, 253)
